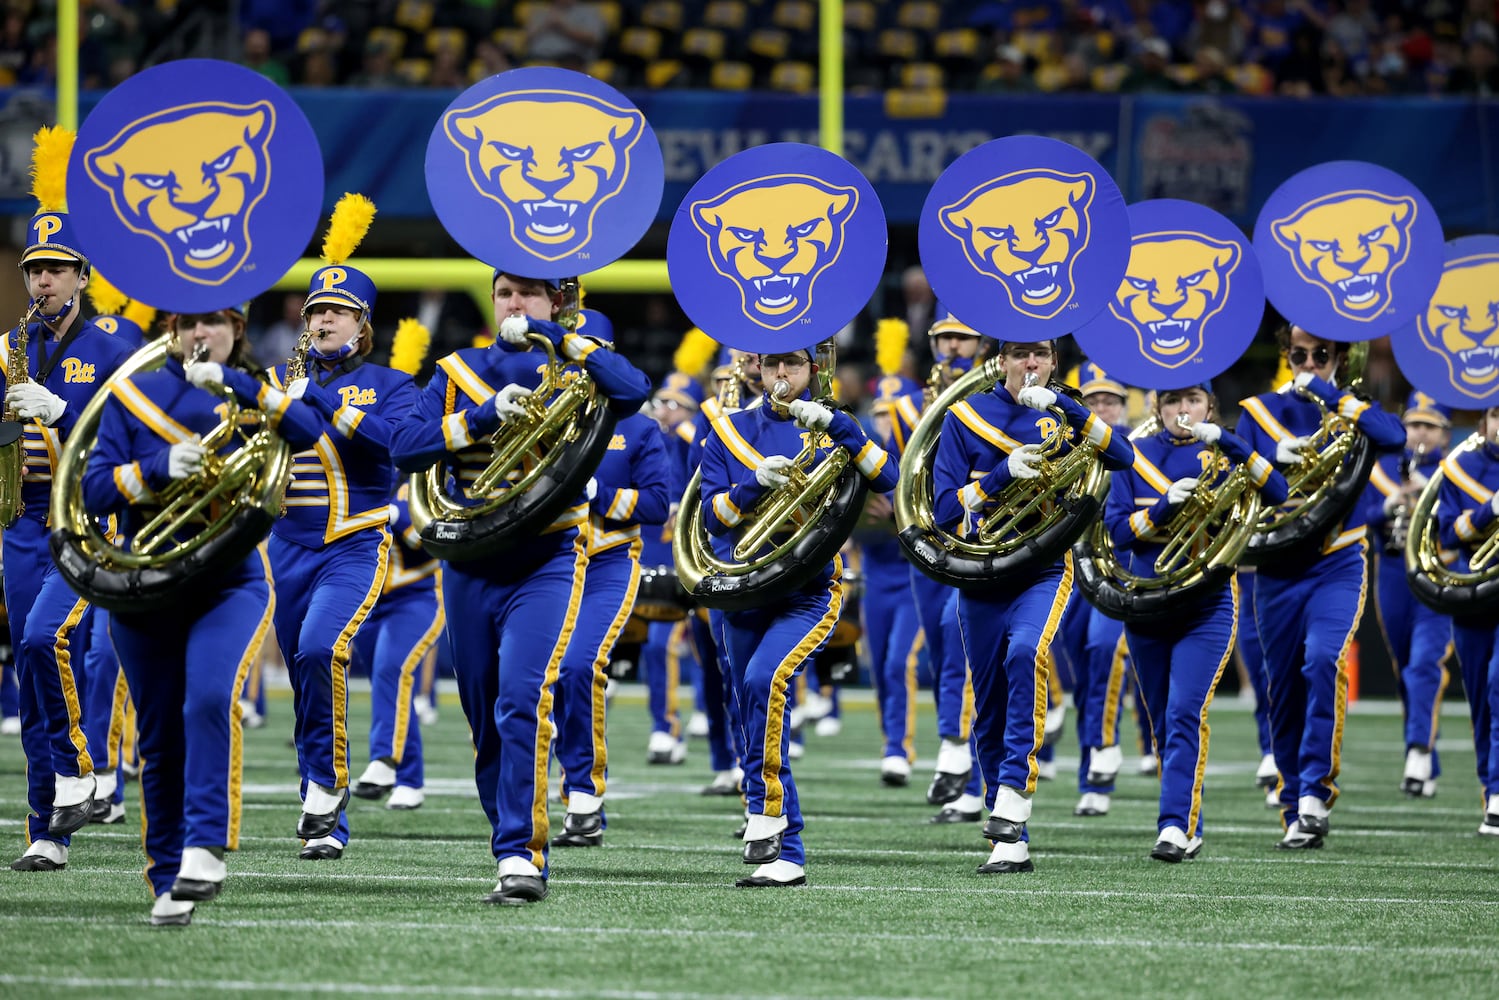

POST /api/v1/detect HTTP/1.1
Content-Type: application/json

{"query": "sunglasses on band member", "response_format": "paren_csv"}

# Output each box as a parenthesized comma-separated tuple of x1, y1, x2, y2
(1288, 346, 1333, 367)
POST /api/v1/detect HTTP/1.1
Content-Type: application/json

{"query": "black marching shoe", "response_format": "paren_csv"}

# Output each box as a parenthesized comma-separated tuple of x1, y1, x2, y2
(9, 841, 67, 871)
(299, 838, 344, 861)
(296, 786, 350, 839)
(48, 800, 94, 838)
(982, 815, 1025, 843)
(926, 770, 969, 806)
(735, 873, 808, 887)
(743, 832, 783, 865)
(551, 811, 603, 848)
(929, 805, 982, 825)
(1276, 816, 1328, 850)
(170, 877, 222, 901)
(483, 875, 548, 905)
(976, 857, 1035, 875)
(1150, 840, 1184, 863)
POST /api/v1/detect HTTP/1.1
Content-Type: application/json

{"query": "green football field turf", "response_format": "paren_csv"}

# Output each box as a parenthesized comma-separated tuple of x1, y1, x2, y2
(1, 688, 1496, 999)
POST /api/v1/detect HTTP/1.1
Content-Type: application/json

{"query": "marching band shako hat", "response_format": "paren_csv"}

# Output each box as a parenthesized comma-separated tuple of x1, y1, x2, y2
(1403, 390, 1453, 427)
(305, 193, 378, 319)
(21, 127, 89, 271)
(1073, 199, 1263, 392)
(656, 370, 705, 411)
(668, 142, 887, 358)
(928, 307, 980, 339)
(67, 58, 324, 313)
(918, 134, 1131, 343)
(1077, 360, 1127, 400)
(1253, 160, 1444, 344)
(427, 66, 663, 280)
(1390, 235, 1499, 413)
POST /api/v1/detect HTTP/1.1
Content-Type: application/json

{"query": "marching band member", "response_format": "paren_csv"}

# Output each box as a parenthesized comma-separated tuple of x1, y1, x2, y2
(1105, 383, 1288, 860)
(699, 346, 898, 887)
(6, 128, 135, 869)
(1238, 326, 1404, 848)
(80, 304, 324, 924)
(931, 339, 1135, 873)
(1436, 404, 1499, 835)
(551, 308, 671, 848)
(888, 312, 986, 821)
(350, 319, 443, 812)
(267, 196, 417, 860)
(1068, 361, 1134, 818)
(1364, 391, 1453, 798)
(390, 270, 650, 904)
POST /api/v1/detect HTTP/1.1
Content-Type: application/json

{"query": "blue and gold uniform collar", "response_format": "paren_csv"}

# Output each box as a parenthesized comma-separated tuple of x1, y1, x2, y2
(1155, 429, 1196, 447)
(313, 353, 364, 387)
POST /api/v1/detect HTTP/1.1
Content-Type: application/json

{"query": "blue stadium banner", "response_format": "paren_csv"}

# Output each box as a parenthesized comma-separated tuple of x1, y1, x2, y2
(1, 88, 1494, 233)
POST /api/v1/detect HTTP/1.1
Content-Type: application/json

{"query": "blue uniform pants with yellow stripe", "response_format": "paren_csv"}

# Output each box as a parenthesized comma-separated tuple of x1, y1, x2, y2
(690, 609, 740, 773)
(720, 585, 841, 867)
(939, 588, 984, 798)
(555, 549, 640, 804)
(913, 571, 969, 742)
(1236, 571, 1273, 757)
(110, 555, 270, 897)
(362, 579, 443, 789)
(4, 516, 93, 846)
(956, 558, 1072, 809)
(643, 619, 692, 739)
(1375, 556, 1451, 773)
(1452, 618, 1499, 796)
(270, 529, 389, 842)
(1077, 608, 1129, 795)
(863, 556, 920, 762)
(1127, 582, 1237, 837)
(1254, 545, 1366, 824)
(83, 609, 128, 806)
(445, 538, 589, 873)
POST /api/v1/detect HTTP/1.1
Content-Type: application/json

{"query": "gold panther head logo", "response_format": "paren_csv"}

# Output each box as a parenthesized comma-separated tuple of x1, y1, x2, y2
(690, 175, 857, 331)
(83, 101, 274, 286)
(1108, 232, 1240, 369)
(939, 169, 1094, 320)
(1416, 253, 1499, 397)
(444, 90, 644, 262)
(1270, 191, 1417, 320)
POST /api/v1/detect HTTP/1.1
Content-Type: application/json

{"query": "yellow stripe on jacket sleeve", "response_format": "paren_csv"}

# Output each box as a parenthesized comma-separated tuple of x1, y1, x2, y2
(1129, 509, 1155, 538)
(1368, 463, 1398, 497)
(562, 333, 599, 362)
(1239, 396, 1293, 443)
(112, 461, 152, 504)
(1247, 453, 1274, 488)
(714, 417, 766, 470)
(333, 405, 366, 439)
(854, 440, 889, 478)
(256, 384, 292, 428)
(1082, 413, 1112, 449)
(1455, 511, 1483, 543)
(113, 378, 194, 444)
(1338, 396, 1370, 421)
(1132, 452, 1174, 494)
(712, 492, 743, 527)
(442, 411, 475, 451)
(950, 401, 1021, 452)
(606, 488, 638, 520)
(437, 355, 497, 406)
(1444, 456, 1495, 505)
(957, 480, 987, 511)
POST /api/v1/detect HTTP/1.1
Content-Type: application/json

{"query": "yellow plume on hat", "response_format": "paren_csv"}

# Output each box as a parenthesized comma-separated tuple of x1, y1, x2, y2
(123, 300, 158, 333)
(321, 193, 376, 266)
(875, 318, 909, 377)
(30, 126, 74, 213)
(390, 317, 432, 376)
(673, 327, 718, 378)
(86, 270, 129, 317)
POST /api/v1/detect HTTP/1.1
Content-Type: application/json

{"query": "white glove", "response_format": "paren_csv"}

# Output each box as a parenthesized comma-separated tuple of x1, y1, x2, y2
(1276, 436, 1311, 464)
(1292, 371, 1316, 391)
(7, 380, 66, 426)
(185, 361, 224, 389)
(167, 440, 206, 480)
(755, 454, 794, 488)
(387, 503, 400, 526)
(286, 377, 309, 400)
(494, 384, 532, 422)
(1491, 493, 1499, 516)
(1382, 492, 1401, 517)
(1188, 421, 1221, 445)
(1166, 477, 1200, 505)
(787, 398, 834, 432)
(499, 315, 530, 346)
(586, 477, 598, 501)
(1005, 443, 1044, 480)
(1016, 385, 1057, 411)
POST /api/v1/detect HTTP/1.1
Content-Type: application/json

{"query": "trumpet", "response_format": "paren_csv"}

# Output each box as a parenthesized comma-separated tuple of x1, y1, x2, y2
(0, 297, 43, 527)
(1386, 441, 1428, 556)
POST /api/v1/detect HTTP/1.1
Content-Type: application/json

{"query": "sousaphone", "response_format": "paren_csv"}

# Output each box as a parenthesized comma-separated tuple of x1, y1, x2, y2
(667, 142, 887, 611)
(412, 66, 665, 560)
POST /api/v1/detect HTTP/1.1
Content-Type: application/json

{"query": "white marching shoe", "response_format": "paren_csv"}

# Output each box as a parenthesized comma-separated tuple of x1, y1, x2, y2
(171, 846, 226, 901)
(685, 711, 709, 738)
(802, 691, 833, 721)
(0, 716, 21, 736)
(415, 698, 439, 727)
(387, 786, 425, 810)
(151, 892, 194, 927)
(237, 698, 264, 730)
(10, 839, 67, 871)
(1255, 753, 1279, 789)
(1086, 744, 1122, 785)
(647, 730, 679, 765)
(880, 755, 912, 787)
(1402, 748, 1433, 798)
(1137, 753, 1159, 776)
(1480, 794, 1499, 836)
(814, 716, 842, 737)
(1073, 792, 1110, 817)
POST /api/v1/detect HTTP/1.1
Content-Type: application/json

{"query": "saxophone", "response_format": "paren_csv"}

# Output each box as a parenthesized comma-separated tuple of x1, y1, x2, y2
(0, 299, 42, 527)
(1387, 442, 1428, 556)
(272, 329, 314, 515)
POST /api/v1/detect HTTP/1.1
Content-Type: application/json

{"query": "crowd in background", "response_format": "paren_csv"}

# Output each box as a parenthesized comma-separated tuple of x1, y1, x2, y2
(3, 0, 1498, 97)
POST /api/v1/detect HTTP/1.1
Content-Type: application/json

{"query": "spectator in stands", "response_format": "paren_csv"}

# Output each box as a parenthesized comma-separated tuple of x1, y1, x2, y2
(1185, 0, 1247, 63)
(1276, 22, 1327, 95)
(473, 38, 513, 78)
(1185, 45, 1237, 93)
(523, 0, 606, 71)
(1326, 0, 1379, 62)
(255, 293, 306, 368)
(241, 27, 290, 86)
(299, 48, 338, 87)
(0, 6, 28, 86)
(979, 44, 1036, 93)
(239, 0, 317, 51)
(900, 266, 934, 346)
(430, 46, 465, 88)
(1120, 38, 1181, 92)
(1448, 34, 1499, 94)
(350, 37, 402, 87)
(1245, 0, 1313, 71)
